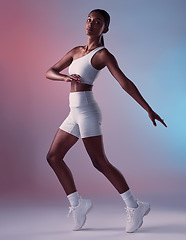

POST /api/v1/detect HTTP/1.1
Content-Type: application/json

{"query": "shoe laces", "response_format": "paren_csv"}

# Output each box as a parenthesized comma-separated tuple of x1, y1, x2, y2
(125, 207, 135, 223)
(67, 198, 81, 218)
(67, 206, 75, 218)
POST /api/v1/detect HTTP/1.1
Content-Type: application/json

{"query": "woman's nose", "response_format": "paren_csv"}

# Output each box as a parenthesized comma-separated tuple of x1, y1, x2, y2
(88, 21, 93, 27)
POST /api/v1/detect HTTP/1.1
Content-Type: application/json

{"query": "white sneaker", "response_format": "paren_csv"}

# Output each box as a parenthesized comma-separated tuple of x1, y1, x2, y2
(68, 197, 92, 231)
(125, 200, 150, 233)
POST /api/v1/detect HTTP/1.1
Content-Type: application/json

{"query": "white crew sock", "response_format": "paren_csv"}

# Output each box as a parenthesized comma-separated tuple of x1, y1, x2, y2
(67, 192, 80, 207)
(120, 189, 138, 208)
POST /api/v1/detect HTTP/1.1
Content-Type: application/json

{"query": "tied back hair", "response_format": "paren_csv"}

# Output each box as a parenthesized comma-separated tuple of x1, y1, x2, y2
(89, 9, 110, 46)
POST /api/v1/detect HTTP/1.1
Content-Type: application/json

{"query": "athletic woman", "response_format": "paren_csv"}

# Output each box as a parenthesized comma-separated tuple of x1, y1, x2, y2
(46, 9, 167, 233)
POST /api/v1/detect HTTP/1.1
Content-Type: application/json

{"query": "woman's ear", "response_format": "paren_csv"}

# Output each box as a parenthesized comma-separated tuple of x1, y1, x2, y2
(103, 26, 109, 34)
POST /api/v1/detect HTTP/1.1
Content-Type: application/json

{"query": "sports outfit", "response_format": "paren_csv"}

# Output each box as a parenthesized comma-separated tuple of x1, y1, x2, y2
(57, 46, 151, 232)
(59, 46, 104, 138)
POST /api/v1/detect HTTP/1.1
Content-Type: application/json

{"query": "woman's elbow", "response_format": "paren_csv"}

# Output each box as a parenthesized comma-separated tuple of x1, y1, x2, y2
(45, 71, 49, 79)
(45, 68, 52, 79)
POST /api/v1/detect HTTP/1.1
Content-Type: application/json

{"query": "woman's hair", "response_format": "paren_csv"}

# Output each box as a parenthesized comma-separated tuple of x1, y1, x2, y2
(89, 9, 110, 46)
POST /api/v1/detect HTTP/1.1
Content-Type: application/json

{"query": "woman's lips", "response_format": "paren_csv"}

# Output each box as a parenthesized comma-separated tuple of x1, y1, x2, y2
(87, 27, 93, 32)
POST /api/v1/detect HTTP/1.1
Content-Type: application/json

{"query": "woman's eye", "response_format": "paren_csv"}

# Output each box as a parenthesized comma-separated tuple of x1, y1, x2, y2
(87, 19, 91, 22)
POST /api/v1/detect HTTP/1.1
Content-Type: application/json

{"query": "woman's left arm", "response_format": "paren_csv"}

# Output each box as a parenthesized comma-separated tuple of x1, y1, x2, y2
(103, 50, 167, 127)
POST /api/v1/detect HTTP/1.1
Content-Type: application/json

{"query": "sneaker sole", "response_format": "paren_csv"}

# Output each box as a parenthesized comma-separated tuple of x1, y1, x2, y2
(136, 206, 151, 231)
(126, 204, 151, 233)
(73, 200, 93, 231)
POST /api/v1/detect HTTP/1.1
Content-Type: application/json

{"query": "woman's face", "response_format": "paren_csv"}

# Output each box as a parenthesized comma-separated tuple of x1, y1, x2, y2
(85, 12, 106, 37)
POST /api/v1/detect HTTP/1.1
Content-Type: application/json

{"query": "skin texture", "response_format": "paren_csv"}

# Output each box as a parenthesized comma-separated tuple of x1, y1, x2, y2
(46, 11, 167, 196)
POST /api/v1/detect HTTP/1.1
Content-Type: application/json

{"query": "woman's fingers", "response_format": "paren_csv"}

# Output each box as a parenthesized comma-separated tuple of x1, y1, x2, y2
(152, 119, 157, 127)
(64, 74, 82, 83)
(70, 74, 82, 83)
(158, 117, 167, 127)
(155, 114, 167, 127)
(149, 111, 167, 127)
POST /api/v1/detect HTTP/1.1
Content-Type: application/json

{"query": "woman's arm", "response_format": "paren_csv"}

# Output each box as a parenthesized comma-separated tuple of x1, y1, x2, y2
(103, 50, 167, 127)
(46, 48, 81, 83)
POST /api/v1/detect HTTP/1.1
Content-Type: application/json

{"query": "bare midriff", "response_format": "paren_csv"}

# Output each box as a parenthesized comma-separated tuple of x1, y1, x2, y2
(70, 82, 93, 92)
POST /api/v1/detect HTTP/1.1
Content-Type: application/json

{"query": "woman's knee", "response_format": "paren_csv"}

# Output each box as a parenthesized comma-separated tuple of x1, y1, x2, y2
(46, 151, 61, 167)
(92, 157, 109, 172)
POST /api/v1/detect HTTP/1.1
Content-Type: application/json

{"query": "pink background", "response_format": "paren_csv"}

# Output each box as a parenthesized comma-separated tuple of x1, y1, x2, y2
(1, 0, 186, 202)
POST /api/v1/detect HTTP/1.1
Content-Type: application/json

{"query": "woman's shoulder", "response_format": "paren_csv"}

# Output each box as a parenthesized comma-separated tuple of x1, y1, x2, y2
(68, 46, 84, 54)
(66, 46, 85, 59)
(96, 47, 115, 62)
(98, 47, 113, 56)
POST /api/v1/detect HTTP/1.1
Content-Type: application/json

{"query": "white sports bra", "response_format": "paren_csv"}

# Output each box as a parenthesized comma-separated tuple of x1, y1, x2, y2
(68, 46, 105, 86)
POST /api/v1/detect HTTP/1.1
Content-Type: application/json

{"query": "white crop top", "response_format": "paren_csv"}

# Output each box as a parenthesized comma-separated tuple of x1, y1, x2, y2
(68, 46, 105, 86)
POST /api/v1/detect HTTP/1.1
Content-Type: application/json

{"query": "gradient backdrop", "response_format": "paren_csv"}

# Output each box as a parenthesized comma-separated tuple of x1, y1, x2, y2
(0, 0, 186, 202)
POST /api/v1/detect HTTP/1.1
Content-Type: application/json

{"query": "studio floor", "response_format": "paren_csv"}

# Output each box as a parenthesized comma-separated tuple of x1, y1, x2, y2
(1, 196, 186, 240)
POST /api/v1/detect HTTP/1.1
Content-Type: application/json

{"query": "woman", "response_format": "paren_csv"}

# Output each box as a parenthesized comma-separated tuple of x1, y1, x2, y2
(46, 9, 167, 233)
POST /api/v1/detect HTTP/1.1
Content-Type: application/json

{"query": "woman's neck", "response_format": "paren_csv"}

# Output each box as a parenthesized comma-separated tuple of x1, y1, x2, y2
(85, 37, 102, 52)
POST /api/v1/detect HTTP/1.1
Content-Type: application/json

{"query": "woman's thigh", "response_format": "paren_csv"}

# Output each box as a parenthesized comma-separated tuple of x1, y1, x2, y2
(47, 129, 79, 160)
(82, 135, 106, 160)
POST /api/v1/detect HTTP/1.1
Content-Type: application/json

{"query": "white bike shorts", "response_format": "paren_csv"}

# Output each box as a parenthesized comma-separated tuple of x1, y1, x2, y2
(59, 91, 102, 138)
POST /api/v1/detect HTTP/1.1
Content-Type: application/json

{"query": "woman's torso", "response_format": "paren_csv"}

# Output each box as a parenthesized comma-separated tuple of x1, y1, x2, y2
(69, 46, 105, 92)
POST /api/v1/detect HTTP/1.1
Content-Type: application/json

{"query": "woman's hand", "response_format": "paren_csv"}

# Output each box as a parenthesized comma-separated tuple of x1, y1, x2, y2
(64, 74, 82, 83)
(148, 110, 167, 127)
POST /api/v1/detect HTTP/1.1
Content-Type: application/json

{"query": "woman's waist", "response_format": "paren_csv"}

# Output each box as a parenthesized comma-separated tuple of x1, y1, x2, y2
(70, 82, 93, 92)
(69, 91, 97, 107)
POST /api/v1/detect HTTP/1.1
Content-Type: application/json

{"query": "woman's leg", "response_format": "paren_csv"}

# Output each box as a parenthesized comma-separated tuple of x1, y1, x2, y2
(47, 129, 93, 231)
(82, 135, 129, 193)
(46, 129, 79, 195)
(83, 135, 150, 233)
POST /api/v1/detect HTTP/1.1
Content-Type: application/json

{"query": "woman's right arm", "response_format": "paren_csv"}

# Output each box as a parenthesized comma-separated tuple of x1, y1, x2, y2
(45, 48, 81, 83)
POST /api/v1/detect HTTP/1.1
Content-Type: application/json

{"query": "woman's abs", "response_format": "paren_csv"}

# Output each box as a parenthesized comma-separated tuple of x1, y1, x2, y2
(70, 82, 93, 92)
